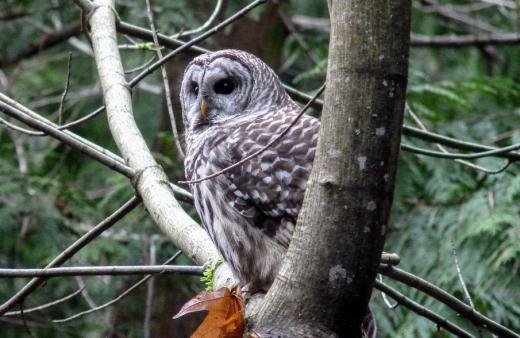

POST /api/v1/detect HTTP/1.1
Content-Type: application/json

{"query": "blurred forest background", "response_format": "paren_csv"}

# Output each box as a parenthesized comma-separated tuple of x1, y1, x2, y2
(0, 0, 519, 337)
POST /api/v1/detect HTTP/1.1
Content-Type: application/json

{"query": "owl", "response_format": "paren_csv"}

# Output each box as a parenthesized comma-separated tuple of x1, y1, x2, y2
(181, 49, 318, 292)
(181, 49, 375, 338)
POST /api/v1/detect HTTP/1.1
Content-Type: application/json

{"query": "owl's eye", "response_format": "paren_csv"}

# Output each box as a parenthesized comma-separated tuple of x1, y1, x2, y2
(214, 79, 235, 95)
(191, 82, 199, 96)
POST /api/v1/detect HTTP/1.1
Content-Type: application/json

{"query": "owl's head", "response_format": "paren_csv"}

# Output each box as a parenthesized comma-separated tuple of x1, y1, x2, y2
(180, 49, 293, 133)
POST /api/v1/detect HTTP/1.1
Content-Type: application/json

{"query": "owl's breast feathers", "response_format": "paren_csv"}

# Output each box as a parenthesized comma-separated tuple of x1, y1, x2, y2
(185, 109, 319, 290)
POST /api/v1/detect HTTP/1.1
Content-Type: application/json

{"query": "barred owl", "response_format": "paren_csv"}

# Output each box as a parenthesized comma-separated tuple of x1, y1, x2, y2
(181, 49, 375, 338)
(181, 49, 318, 292)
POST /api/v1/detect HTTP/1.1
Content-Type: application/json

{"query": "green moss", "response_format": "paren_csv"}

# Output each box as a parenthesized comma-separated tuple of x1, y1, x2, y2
(200, 258, 223, 291)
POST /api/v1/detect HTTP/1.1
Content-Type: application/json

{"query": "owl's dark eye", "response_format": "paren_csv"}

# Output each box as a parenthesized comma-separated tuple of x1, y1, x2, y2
(214, 79, 235, 95)
(191, 82, 199, 96)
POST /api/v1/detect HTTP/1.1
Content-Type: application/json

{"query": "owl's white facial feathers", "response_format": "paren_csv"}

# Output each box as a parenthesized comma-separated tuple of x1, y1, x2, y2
(180, 49, 292, 135)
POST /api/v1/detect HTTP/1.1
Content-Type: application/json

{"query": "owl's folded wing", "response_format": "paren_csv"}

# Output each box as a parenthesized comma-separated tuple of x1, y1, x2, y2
(222, 112, 319, 248)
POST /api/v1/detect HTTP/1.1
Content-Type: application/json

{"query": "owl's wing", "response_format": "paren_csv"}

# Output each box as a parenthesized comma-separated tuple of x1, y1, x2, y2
(223, 111, 319, 248)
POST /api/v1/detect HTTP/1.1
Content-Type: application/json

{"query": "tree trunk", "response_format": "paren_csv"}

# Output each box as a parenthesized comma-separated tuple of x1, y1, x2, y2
(250, 1, 411, 337)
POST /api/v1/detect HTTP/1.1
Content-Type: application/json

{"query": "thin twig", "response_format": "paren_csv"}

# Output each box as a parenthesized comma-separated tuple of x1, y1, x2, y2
(402, 125, 520, 161)
(450, 240, 475, 308)
(380, 252, 400, 266)
(278, 10, 320, 65)
(124, 55, 157, 74)
(180, 83, 326, 184)
(52, 251, 183, 323)
(411, 32, 520, 47)
(0, 95, 193, 202)
(421, 0, 503, 34)
(0, 265, 203, 277)
(4, 287, 85, 316)
(171, 0, 224, 38)
(75, 277, 98, 309)
(0, 117, 44, 136)
(58, 52, 73, 125)
(450, 240, 484, 338)
(374, 281, 475, 338)
(0, 196, 141, 316)
(143, 237, 156, 338)
(377, 275, 399, 309)
(0, 99, 134, 177)
(106, 20, 326, 111)
(145, 0, 185, 158)
(379, 265, 520, 338)
(127, 0, 267, 88)
(401, 142, 520, 160)
(406, 104, 511, 174)
(19, 303, 35, 338)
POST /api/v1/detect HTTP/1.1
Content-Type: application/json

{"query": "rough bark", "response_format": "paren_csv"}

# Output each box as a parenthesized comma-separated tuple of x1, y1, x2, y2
(251, 1, 411, 337)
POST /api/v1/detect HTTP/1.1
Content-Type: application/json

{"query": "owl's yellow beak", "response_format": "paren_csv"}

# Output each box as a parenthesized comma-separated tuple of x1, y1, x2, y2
(200, 99, 208, 119)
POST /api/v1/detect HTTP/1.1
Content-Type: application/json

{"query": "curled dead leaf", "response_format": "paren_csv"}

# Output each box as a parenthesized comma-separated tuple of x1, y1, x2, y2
(173, 286, 244, 338)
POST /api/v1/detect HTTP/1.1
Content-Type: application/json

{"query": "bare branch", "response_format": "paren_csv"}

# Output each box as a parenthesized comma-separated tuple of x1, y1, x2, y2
(0, 265, 202, 278)
(420, 0, 503, 34)
(85, 0, 235, 290)
(406, 104, 512, 174)
(145, 0, 185, 159)
(290, 15, 520, 48)
(0, 24, 81, 68)
(450, 240, 484, 338)
(126, 0, 267, 88)
(374, 280, 475, 338)
(402, 125, 520, 161)
(52, 252, 183, 323)
(4, 288, 85, 317)
(58, 52, 73, 125)
(143, 238, 156, 338)
(379, 265, 520, 338)
(19, 304, 35, 338)
(411, 32, 520, 47)
(171, 0, 224, 39)
(0, 196, 141, 316)
(0, 98, 134, 177)
(401, 142, 520, 160)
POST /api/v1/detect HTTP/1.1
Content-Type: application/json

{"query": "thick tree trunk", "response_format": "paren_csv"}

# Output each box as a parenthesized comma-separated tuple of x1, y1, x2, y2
(250, 1, 411, 337)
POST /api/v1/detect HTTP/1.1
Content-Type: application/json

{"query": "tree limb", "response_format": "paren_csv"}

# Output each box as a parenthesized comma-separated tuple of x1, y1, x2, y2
(84, 0, 235, 290)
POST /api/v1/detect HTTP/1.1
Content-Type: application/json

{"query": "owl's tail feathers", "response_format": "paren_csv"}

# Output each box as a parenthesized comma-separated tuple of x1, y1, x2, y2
(362, 309, 378, 338)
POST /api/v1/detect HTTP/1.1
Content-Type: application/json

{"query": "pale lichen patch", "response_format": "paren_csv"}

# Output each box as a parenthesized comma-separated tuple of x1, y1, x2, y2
(357, 156, 367, 170)
(329, 265, 347, 284)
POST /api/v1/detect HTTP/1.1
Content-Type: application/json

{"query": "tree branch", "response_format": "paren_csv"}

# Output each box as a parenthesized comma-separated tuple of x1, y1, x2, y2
(112, 20, 520, 161)
(0, 196, 141, 316)
(84, 0, 235, 290)
(0, 265, 203, 278)
(374, 281, 475, 338)
(0, 24, 81, 68)
(379, 265, 520, 338)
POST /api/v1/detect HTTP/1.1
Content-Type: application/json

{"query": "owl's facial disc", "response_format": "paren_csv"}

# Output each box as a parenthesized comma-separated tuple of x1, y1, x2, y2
(181, 54, 255, 132)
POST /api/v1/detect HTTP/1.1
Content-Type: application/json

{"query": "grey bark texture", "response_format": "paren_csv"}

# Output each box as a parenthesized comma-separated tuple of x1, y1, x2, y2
(250, 1, 411, 337)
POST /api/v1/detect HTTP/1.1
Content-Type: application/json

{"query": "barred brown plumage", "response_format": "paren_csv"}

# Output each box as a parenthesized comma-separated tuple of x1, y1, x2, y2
(181, 49, 318, 291)
(181, 49, 375, 338)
